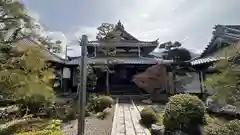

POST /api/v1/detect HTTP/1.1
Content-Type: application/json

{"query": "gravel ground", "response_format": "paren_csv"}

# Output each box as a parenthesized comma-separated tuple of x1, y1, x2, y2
(62, 105, 115, 135)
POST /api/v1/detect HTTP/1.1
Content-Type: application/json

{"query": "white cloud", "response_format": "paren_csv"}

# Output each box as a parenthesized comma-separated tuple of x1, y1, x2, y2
(46, 31, 68, 58)
(116, 0, 240, 53)
(67, 0, 240, 56)
(28, 10, 40, 21)
(73, 26, 97, 41)
(65, 26, 98, 57)
(26, 10, 69, 58)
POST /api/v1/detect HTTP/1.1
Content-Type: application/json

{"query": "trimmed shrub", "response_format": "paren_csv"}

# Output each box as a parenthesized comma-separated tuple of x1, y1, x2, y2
(140, 107, 158, 127)
(86, 94, 114, 113)
(163, 94, 206, 134)
(97, 96, 114, 111)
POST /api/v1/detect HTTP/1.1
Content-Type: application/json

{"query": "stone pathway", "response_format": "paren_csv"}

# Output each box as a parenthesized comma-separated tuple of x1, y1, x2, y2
(111, 99, 151, 135)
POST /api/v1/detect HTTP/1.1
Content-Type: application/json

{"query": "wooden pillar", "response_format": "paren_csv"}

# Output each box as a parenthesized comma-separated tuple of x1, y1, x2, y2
(69, 67, 73, 93)
(106, 68, 110, 95)
(199, 71, 205, 94)
(60, 68, 63, 91)
(138, 45, 141, 57)
(168, 71, 175, 94)
(77, 35, 88, 135)
(163, 66, 169, 93)
(94, 46, 97, 57)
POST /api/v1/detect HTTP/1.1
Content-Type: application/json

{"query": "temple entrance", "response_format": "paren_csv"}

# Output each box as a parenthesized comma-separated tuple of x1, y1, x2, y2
(94, 64, 150, 95)
(108, 64, 149, 95)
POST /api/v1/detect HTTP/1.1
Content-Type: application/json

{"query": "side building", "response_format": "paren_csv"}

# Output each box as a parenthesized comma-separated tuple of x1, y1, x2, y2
(189, 24, 240, 94)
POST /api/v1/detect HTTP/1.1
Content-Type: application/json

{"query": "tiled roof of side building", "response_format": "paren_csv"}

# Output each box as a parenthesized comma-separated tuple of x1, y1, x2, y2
(200, 25, 240, 57)
(225, 25, 240, 30)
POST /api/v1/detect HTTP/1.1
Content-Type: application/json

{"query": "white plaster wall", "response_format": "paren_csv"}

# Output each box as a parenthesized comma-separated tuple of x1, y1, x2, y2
(176, 72, 201, 93)
(63, 68, 71, 78)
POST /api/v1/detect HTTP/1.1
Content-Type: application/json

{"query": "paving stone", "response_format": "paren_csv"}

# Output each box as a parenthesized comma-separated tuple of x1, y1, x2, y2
(126, 127, 135, 135)
(117, 125, 125, 133)
(113, 101, 151, 135)
(117, 133, 126, 135)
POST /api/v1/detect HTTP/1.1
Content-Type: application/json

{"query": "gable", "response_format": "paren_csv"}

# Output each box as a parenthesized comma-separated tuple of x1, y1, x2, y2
(106, 22, 139, 42)
(114, 27, 138, 41)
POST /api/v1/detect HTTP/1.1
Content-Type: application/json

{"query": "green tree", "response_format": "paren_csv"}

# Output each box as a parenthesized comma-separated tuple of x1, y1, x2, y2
(96, 23, 115, 41)
(95, 23, 117, 95)
(133, 41, 192, 94)
(160, 41, 191, 62)
(0, 0, 32, 43)
(0, 44, 55, 114)
(205, 45, 240, 105)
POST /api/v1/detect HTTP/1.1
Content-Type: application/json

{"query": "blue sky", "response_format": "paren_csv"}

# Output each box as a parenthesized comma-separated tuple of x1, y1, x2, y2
(23, 0, 240, 57)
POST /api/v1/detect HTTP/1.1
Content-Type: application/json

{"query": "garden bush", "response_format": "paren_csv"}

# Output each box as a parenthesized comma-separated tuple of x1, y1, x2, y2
(86, 94, 100, 113)
(96, 96, 114, 112)
(63, 108, 77, 122)
(140, 107, 158, 127)
(16, 130, 63, 135)
(0, 118, 63, 135)
(212, 120, 240, 135)
(163, 94, 206, 134)
(86, 94, 114, 113)
(157, 112, 164, 125)
(204, 117, 225, 135)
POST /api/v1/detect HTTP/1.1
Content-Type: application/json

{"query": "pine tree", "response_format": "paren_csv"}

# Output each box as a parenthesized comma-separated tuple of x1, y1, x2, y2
(0, 44, 55, 113)
(205, 44, 240, 105)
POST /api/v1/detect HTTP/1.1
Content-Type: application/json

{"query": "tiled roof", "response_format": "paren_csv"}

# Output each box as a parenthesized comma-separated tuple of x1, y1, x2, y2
(67, 57, 159, 65)
(200, 25, 240, 57)
(67, 56, 175, 65)
(190, 56, 220, 65)
(87, 40, 158, 47)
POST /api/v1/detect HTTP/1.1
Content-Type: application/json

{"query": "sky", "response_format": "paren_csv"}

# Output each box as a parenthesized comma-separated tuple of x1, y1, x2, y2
(23, 0, 240, 57)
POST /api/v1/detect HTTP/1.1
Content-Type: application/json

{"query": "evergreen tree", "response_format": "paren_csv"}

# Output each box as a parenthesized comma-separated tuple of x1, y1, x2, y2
(205, 44, 240, 105)
(0, 44, 55, 113)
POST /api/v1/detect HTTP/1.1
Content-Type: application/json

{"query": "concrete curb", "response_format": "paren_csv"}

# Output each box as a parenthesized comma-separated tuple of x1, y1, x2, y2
(111, 97, 119, 135)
